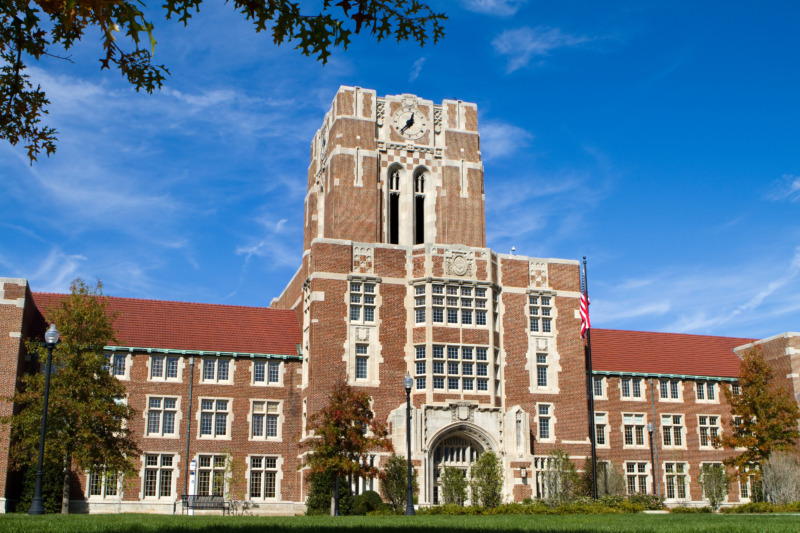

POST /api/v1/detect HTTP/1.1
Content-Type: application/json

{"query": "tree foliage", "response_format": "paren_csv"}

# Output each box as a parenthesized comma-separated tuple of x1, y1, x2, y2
(722, 348, 800, 476)
(542, 449, 579, 504)
(302, 381, 392, 480)
(699, 463, 731, 511)
(0, 0, 446, 162)
(1, 279, 139, 511)
(380, 453, 417, 512)
(469, 450, 503, 508)
(440, 466, 467, 506)
(305, 470, 353, 516)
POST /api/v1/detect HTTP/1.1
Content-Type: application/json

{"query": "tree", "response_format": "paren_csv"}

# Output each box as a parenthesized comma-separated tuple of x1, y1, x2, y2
(722, 348, 800, 478)
(305, 470, 353, 516)
(439, 466, 467, 506)
(1, 279, 139, 513)
(580, 460, 625, 498)
(380, 453, 417, 513)
(301, 381, 392, 515)
(1, 0, 446, 162)
(542, 449, 579, 504)
(469, 450, 503, 508)
(698, 463, 731, 511)
(761, 451, 800, 505)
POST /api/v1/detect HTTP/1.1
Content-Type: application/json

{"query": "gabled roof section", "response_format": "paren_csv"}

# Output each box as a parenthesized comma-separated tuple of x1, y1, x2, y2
(32, 293, 301, 357)
(591, 328, 755, 379)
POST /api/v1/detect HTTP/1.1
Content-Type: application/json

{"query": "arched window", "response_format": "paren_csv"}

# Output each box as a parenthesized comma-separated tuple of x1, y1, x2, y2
(413, 167, 427, 245)
(387, 167, 401, 245)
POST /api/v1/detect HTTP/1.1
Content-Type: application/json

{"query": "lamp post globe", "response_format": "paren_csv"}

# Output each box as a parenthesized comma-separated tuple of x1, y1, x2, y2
(29, 324, 59, 515)
(403, 372, 415, 515)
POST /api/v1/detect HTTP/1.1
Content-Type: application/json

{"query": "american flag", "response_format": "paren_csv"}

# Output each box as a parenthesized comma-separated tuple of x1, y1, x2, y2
(580, 291, 590, 338)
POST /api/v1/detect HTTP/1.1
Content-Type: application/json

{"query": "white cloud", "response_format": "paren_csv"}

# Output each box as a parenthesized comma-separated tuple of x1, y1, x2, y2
(460, 0, 528, 16)
(30, 249, 87, 293)
(409, 57, 426, 82)
(480, 120, 533, 160)
(492, 26, 589, 73)
(766, 174, 800, 203)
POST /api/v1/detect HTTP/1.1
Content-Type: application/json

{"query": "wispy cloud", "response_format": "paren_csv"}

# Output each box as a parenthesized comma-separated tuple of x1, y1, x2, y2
(409, 57, 426, 82)
(30, 249, 87, 293)
(766, 174, 800, 203)
(492, 26, 590, 73)
(459, 0, 528, 16)
(236, 217, 298, 268)
(480, 120, 533, 160)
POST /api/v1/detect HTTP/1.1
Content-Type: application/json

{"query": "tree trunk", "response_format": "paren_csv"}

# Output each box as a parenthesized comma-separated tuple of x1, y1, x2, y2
(61, 454, 70, 514)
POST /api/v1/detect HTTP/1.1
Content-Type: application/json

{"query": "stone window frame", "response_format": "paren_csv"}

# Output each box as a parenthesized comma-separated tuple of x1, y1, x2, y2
(660, 413, 686, 450)
(348, 277, 379, 325)
(527, 289, 556, 336)
(147, 355, 182, 383)
(410, 278, 491, 329)
(592, 376, 607, 400)
(621, 412, 648, 449)
(196, 454, 227, 496)
(200, 357, 235, 385)
(103, 351, 132, 381)
(140, 452, 177, 500)
(249, 399, 284, 442)
(663, 461, 690, 501)
(197, 397, 233, 440)
(143, 395, 181, 439)
(251, 359, 284, 387)
(422, 344, 492, 394)
(86, 467, 121, 500)
(695, 380, 719, 404)
(658, 378, 683, 403)
(594, 411, 610, 448)
(697, 414, 722, 449)
(620, 377, 645, 401)
(624, 461, 651, 495)
(534, 402, 555, 443)
(247, 455, 284, 501)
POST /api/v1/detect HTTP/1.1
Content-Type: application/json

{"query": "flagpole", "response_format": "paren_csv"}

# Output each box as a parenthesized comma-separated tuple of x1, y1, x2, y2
(583, 257, 599, 500)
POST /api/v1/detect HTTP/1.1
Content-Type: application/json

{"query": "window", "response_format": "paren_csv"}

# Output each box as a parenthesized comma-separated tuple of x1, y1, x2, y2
(249, 456, 279, 499)
(251, 401, 280, 439)
(731, 382, 741, 396)
(150, 355, 179, 380)
(350, 282, 376, 324)
(621, 378, 642, 399)
(146, 397, 177, 437)
(254, 360, 281, 385)
(594, 412, 607, 445)
(662, 414, 684, 447)
(200, 399, 230, 438)
(197, 455, 226, 496)
(696, 381, 716, 401)
(202, 358, 231, 383)
(660, 379, 680, 400)
(88, 468, 119, 498)
(529, 294, 553, 333)
(538, 404, 551, 440)
(422, 345, 489, 393)
(536, 353, 548, 387)
(625, 462, 649, 494)
(143, 454, 173, 498)
(698, 415, 720, 448)
(665, 462, 688, 499)
(104, 352, 127, 377)
(623, 414, 646, 446)
(593, 376, 605, 398)
(355, 345, 368, 379)
(429, 284, 488, 327)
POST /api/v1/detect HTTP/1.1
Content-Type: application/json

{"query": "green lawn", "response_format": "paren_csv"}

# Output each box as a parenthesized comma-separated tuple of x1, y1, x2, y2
(1, 514, 799, 533)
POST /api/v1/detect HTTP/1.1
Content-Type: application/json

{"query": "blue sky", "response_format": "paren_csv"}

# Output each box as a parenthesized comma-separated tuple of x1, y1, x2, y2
(2, 1, 799, 339)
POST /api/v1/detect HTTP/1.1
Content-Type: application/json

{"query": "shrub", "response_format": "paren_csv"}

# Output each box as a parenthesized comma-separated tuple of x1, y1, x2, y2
(720, 501, 800, 513)
(670, 505, 712, 513)
(580, 461, 626, 497)
(380, 454, 418, 513)
(626, 493, 664, 510)
(13, 461, 64, 514)
(698, 464, 731, 511)
(762, 451, 800, 504)
(440, 466, 468, 505)
(305, 471, 353, 516)
(542, 450, 579, 504)
(352, 490, 383, 515)
(470, 451, 503, 508)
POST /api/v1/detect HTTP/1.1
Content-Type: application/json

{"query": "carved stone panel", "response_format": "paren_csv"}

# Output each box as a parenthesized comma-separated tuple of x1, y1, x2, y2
(529, 261, 548, 288)
(445, 249, 473, 277)
(353, 245, 374, 274)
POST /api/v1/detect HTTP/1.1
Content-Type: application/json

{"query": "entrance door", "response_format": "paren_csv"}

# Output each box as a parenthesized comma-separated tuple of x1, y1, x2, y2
(431, 436, 482, 504)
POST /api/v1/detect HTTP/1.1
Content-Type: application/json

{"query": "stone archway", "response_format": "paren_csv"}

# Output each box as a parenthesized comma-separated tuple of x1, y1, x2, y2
(426, 423, 496, 505)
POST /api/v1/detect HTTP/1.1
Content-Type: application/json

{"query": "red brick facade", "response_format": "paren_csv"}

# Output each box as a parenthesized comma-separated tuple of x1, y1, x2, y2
(1, 87, 798, 512)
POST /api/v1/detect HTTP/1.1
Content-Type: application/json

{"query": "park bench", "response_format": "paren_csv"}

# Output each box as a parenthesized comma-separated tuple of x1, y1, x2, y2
(180, 494, 231, 515)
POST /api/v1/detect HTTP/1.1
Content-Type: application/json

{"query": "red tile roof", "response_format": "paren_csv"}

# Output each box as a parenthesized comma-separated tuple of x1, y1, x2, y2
(32, 293, 301, 357)
(591, 328, 755, 378)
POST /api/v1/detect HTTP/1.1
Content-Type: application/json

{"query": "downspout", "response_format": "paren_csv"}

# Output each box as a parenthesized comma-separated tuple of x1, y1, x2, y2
(650, 378, 660, 498)
(184, 356, 195, 499)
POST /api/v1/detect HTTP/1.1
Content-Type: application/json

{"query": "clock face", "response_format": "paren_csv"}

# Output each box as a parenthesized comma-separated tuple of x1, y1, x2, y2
(392, 106, 428, 140)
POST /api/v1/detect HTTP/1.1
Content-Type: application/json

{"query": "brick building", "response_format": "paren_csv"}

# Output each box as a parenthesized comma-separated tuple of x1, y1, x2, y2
(1, 87, 798, 512)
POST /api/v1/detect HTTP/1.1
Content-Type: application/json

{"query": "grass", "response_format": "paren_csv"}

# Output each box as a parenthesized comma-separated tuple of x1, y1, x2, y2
(1, 513, 799, 533)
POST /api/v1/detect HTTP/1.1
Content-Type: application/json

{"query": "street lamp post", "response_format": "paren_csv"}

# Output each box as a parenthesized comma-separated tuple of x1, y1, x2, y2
(647, 422, 655, 495)
(29, 323, 59, 515)
(403, 372, 415, 515)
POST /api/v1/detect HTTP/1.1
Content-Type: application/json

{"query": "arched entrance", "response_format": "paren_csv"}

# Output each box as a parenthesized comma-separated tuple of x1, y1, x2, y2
(426, 423, 496, 505)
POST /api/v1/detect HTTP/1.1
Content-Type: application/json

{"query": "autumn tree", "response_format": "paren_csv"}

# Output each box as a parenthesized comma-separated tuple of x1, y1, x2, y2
(302, 381, 392, 515)
(1, 0, 446, 162)
(722, 348, 800, 479)
(2, 279, 139, 513)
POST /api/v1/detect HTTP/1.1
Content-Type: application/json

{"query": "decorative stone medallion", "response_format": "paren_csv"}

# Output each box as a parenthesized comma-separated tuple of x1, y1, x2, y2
(353, 245, 374, 274)
(445, 250, 473, 277)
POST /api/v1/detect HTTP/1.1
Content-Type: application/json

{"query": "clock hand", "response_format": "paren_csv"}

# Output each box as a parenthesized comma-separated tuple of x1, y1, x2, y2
(400, 113, 415, 133)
